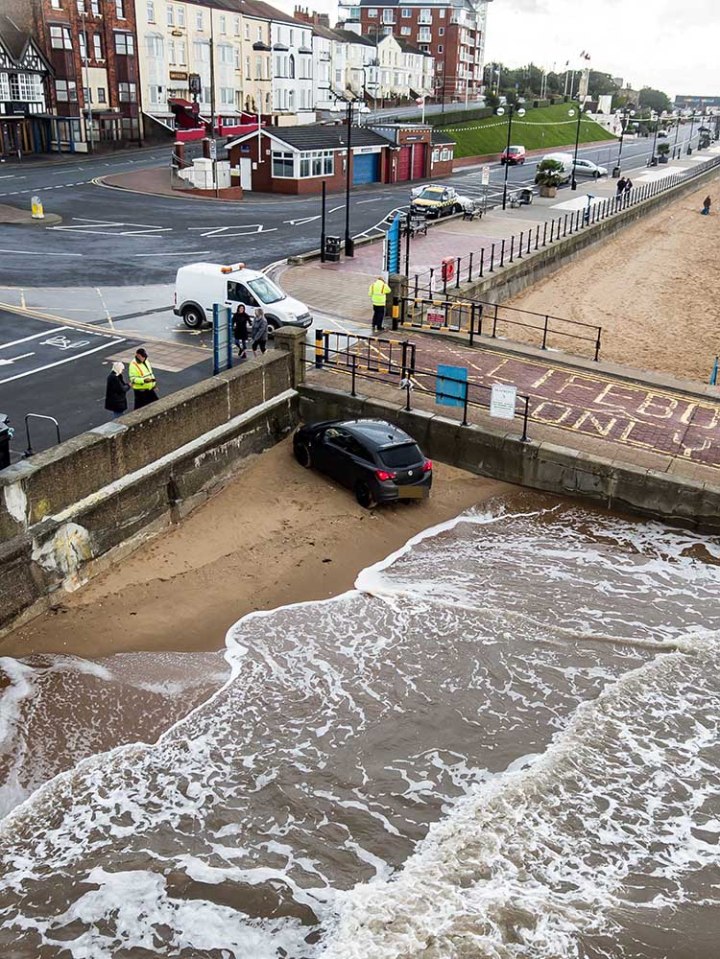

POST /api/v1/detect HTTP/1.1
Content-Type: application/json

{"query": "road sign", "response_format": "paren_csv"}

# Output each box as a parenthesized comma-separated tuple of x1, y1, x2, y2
(481, 164, 491, 186)
(490, 383, 517, 419)
(385, 212, 401, 273)
(427, 311, 444, 329)
(212, 304, 233, 375)
(209, 139, 217, 161)
(436, 365, 467, 408)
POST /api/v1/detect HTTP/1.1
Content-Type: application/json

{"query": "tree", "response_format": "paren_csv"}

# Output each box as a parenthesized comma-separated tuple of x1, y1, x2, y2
(587, 71, 618, 98)
(638, 87, 672, 114)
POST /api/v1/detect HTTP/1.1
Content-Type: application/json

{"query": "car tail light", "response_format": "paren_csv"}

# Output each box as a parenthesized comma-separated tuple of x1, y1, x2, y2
(376, 469, 396, 482)
(422, 460, 433, 473)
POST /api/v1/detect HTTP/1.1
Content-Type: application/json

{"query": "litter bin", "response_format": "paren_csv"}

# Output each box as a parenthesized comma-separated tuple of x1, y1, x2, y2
(324, 235, 341, 262)
(519, 188, 533, 205)
(612, 166, 621, 178)
(0, 414, 11, 471)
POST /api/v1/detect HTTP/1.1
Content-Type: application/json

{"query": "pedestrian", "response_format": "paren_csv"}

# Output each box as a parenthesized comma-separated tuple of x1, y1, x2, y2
(616, 176, 626, 205)
(128, 347, 159, 410)
(233, 303, 249, 358)
(368, 274, 391, 333)
(251, 307, 268, 357)
(702, 196, 711, 215)
(623, 177, 633, 206)
(104, 361, 130, 418)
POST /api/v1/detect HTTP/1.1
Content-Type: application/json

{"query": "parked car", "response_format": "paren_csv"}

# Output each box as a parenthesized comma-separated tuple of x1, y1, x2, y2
(541, 153, 607, 180)
(174, 262, 312, 331)
(410, 184, 468, 218)
(500, 144, 526, 165)
(293, 419, 433, 508)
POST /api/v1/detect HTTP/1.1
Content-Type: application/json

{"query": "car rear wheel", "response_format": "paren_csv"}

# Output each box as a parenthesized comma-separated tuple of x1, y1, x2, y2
(294, 442, 312, 468)
(182, 305, 204, 329)
(355, 481, 376, 509)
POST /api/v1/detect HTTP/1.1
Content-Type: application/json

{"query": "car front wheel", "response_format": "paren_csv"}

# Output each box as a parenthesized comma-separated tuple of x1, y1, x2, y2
(355, 481, 376, 509)
(294, 442, 312, 468)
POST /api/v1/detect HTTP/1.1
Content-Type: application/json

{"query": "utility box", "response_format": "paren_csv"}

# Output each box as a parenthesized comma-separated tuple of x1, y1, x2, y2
(325, 235, 341, 262)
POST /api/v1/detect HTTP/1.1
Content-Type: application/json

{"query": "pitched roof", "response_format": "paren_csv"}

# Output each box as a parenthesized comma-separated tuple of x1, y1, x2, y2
(233, 0, 309, 26)
(396, 38, 431, 56)
(431, 129, 456, 144)
(228, 124, 391, 152)
(0, 15, 31, 61)
(330, 28, 377, 46)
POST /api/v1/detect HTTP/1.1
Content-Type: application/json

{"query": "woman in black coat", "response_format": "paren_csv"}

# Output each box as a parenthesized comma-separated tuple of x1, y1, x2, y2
(105, 362, 130, 417)
(233, 304, 249, 358)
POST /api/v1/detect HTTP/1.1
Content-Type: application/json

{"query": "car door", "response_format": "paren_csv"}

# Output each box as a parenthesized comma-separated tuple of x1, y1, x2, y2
(317, 427, 354, 485)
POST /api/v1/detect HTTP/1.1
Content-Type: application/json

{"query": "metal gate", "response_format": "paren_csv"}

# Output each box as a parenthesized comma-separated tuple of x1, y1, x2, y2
(314, 329, 416, 381)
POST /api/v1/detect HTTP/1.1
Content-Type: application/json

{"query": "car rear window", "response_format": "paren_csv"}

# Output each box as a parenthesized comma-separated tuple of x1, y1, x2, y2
(378, 443, 423, 468)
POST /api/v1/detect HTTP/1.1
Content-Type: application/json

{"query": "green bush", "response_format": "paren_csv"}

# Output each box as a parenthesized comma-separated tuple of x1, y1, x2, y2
(535, 158, 565, 187)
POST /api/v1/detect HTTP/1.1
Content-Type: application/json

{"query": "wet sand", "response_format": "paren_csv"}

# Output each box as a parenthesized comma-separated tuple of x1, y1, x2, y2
(508, 176, 720, 382)
(1, 439, 510, 659)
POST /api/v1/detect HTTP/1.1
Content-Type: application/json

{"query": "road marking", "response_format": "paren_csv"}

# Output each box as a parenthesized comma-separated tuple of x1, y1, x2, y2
(283, 215, 321, 226)
(356, 198, 386, 204)
(0, 352, 35, 365)
(0, 327, 70, 351)
(48, 217, 172, 237)
(0, 249, 83, 257)
(0, 337, 125, 385)
(328, 205, 344, 214)
(134, 250, 211, 257)
(188, 225, 277, 237)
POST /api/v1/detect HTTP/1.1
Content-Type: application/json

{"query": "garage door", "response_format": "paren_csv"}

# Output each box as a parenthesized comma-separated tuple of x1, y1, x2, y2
(411, 143, 426, 180)
(353, 152, 380, 185)
(397, 146, 411, 181)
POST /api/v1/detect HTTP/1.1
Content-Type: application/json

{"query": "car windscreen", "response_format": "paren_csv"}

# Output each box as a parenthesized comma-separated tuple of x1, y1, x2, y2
(248, 276, 285, 305)
(507, 147, 522, 154)
(416, 189, 444, 201)
(378, 443, 423, 468)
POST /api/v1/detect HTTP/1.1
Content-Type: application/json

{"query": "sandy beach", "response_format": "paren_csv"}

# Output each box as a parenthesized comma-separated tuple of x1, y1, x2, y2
(508, 176, 720, 383)
(1, 439, 511, 659)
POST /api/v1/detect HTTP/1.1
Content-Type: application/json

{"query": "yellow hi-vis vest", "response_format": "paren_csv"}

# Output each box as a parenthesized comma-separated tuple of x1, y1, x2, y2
(369, 279, 390, 306)
(128, 359, 156, 391)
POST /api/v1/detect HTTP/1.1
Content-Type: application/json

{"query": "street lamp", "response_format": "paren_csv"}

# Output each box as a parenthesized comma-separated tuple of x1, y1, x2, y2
(80, 9, 94, 153)
(687, 111, 698, 154)
(568, 99, 585, 190)
(649, 111, 660, 165)
(614, 107, 635, 175)
(330, 90, 360, 257)
(497, 103, 526, 210)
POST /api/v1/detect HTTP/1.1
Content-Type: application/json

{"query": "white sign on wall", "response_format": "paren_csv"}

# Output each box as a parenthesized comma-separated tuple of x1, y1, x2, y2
(490, 383, 517, 419)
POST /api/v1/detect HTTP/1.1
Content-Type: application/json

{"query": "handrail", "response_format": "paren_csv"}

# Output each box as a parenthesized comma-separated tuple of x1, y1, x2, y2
(24, 413, 61, 457)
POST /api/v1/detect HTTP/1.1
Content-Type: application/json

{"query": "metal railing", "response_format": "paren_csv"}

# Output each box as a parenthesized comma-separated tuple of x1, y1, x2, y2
(400, 295, 602, 360)
(310, 336, 531, 442)
(314, 329, 416, 383)
(410, 153, 720, 299)
(24, 413, 61, 457)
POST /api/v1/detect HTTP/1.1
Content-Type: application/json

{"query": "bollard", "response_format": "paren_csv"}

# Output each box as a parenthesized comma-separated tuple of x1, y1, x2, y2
(31, 195, 44, 219)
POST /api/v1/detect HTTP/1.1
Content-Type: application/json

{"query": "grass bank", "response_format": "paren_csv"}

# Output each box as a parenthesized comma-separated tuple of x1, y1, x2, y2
(439, 104, 616, 159)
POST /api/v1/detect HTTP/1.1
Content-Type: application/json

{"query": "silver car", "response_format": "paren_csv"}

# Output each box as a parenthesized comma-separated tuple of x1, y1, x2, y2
(572, 157, 608, 178)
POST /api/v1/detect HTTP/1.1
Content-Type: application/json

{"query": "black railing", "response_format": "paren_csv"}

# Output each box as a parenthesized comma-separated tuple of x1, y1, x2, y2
(410, 153, 720, 299)
(310, 339, 531, 442)
(400, 295, 603, 360)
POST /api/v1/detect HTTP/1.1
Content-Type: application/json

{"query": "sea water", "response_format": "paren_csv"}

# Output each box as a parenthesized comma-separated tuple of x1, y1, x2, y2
(0, 493, 718, 958)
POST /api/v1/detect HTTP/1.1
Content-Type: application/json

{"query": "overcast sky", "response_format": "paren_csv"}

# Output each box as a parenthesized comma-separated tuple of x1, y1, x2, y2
(276, 0, 717, 98)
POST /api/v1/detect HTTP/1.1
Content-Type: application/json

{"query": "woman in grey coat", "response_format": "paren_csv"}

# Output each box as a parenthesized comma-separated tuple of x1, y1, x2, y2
(251, 308, 268, 356)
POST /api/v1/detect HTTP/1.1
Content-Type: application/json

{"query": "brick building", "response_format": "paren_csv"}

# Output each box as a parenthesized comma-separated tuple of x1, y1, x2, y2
(23, 0, 141, 151)
(0, 14, 52, 156)
(338, 0, 490, 104)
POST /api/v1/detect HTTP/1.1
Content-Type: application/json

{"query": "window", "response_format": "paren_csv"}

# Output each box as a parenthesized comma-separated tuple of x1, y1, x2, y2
(146, 34, 162, 56)
(419, 8, 431, 23)
(97, 86, 106, 103)
(168, 39, 175, 62)
(50, 26, 72, 50)
(234, 17, 240, 35)
(79, 31, 87, 60)
(177, 40, 186, 63)
(220, 87, 234, 105)
(193, 41, 209, 62)
(244, 22, 250, 39)
(167, 5, 174, 26)
(272, 151, 294, 177)
(368, 8, 378, 17)
(218, 44, 233, 64)
(196, 10, 203, 29)
(401, 26, 410, 35)
(437, 44, 443, 53)
(177, 5, 185, 27)
(93, 34, 103, 58)
(90, 0, 99, 13)
(438, 27, 444, 35)
(289, 54, 295, 78)
(245, 55, 251, 77)
(115, 0, 125, 18)
(146, 0, 155, 20)
(401, 7, 411, 15)
(234, 47, 241, 69)
(149, 84, 163, 103)
(289, 29, 294, 45)
(118, 81, 137, 101)
(219, 15, 227, 33)
(51, 0, 61, 7)
(335, 68, 342, 83)
(56, 79, 78, 101)
(298, 149, 333, 177)
(382, 26, 392, 35)
(257, 26, 262, 40)
(114, 33, 135, 55)
(15, 74, 43, 101)
(77, 0, 85, 13)
(382, 9, 394, 23)
(254, 56, 261, 77)
(0, 74, 8, 100)
(439, 8, 445, 15)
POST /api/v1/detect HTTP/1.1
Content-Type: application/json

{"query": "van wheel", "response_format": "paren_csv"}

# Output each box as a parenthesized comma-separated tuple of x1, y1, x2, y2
(182, 305, 204, 329)
(266, 317, 280, 337)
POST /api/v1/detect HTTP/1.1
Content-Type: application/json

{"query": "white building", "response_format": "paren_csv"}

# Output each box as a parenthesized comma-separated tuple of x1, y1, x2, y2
(270, 14, 314, 123)
(372, 33, 432, 100)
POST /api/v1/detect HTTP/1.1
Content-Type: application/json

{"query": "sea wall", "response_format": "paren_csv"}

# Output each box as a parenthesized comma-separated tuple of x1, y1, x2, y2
(298, 385, 720, 535)
(0, 329, 306, 634)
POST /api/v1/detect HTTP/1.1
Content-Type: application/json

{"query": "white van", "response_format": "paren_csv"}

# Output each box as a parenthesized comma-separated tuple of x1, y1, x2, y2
(174, 262, 313, 332)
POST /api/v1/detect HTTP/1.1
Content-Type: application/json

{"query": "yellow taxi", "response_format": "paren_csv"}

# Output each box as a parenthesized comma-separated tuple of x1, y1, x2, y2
(410, 184, 463, 219)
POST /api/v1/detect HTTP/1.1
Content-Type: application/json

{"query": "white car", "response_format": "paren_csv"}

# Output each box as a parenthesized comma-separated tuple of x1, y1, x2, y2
(174, 262, 312, 331)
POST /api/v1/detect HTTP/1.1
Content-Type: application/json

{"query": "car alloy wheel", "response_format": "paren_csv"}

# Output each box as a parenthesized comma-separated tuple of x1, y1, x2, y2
(355, 481, 376, 509)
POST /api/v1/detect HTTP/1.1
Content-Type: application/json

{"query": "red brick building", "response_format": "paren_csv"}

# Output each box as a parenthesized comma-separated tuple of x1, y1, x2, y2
(338, 0, 490, 103)
(26, 0, 141, 151)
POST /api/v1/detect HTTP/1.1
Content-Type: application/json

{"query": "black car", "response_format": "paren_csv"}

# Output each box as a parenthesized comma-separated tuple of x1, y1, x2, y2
(293, 419, 433, 508)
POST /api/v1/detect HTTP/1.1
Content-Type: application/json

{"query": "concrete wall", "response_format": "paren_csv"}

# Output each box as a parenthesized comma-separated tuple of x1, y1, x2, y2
(0, 332, 307, 635)
(298, 385, 720, 535)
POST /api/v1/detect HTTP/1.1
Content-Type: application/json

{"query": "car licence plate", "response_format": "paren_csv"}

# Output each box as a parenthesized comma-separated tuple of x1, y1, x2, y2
(397, 486, 428, 499)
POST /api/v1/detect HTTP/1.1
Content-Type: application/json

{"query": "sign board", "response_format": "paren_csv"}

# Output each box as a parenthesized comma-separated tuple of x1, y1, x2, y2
(188, 74, 201, 95)
(169, 71, 188, 81)
(212, 304, 233, 375)
(481, 164, 491, 186)
(209, 139, 217, 161)
(490, 383, 517, 419)
(436, 365, 468, 408)
(427, 310, 444, 329)
(385, 212, 401, 274)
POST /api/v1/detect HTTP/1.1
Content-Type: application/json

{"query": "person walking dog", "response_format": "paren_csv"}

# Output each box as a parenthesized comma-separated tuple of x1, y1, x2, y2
(368, 275, 391, 333)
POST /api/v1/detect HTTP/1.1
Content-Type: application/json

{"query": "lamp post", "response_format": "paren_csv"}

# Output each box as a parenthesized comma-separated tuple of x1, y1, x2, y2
(497, 103, 526, 210)
(687, 111, 697, 154)
(80, 10, 94, 154)
(569, 99, 584, 190)
(650, 111, 660, 165)
(613, 107, 635, 176)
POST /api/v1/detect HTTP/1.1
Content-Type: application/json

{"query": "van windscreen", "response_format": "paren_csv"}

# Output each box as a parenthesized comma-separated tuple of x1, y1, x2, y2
(248, 276, 285, 305)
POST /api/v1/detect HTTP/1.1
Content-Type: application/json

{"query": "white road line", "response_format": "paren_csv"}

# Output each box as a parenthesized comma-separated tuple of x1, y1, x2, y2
(356, 198, 385, 204)
(0, 249, 83, 257)
(0, 338, 125, 385)
(0, 327, 69, 350)
(134, 250, 211, 257)
(0, 351, 35, 366)
(328, 205, 345, 214)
